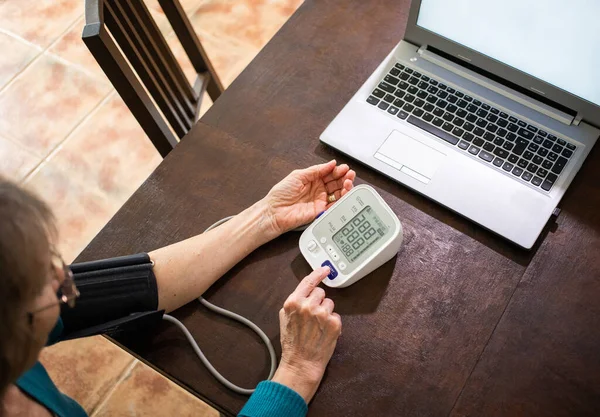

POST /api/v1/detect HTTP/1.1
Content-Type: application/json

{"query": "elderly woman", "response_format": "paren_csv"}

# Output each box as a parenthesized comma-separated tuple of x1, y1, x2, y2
(0, 161, 356, 417)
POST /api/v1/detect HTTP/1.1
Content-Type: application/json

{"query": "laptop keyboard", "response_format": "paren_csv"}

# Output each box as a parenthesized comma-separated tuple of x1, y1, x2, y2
(366, 63, 577, 192)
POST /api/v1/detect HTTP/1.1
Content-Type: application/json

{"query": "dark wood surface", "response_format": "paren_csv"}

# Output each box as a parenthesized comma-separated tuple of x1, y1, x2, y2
(78, 1, 600, 416)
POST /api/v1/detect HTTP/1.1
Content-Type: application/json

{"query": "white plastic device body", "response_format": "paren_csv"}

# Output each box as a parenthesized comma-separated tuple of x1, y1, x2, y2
(299, 184, 403, 288)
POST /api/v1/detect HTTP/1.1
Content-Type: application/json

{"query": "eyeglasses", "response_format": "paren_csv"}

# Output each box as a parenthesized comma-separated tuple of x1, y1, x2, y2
(27, 250, 80, 325)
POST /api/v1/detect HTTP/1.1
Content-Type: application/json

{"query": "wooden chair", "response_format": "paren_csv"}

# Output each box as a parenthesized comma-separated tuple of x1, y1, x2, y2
(83, 0, 224, 157)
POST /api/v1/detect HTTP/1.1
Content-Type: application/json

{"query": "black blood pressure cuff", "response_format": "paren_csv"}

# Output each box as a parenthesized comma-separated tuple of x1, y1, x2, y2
(60, 253, 163, 341)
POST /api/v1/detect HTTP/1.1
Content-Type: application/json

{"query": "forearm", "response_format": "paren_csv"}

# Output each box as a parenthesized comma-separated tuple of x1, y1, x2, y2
(150, 199, 278, 313)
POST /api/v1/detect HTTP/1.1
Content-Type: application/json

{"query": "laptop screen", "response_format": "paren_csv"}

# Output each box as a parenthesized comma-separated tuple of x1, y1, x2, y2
(416, 0, 600, 107)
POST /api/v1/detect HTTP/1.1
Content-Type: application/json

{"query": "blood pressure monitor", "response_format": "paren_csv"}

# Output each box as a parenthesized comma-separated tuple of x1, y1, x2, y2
(300, 185, 403, 288)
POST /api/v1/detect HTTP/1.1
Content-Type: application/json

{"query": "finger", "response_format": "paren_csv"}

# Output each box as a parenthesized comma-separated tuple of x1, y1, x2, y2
(308, 287, 326, 306)
(322, 164, 350, 183)
(299, 160, 337, 182)
(324, 189, 343, 209)
(340, 179, 354, 197)
(330, 312, 343, 334)
(294, 266, 330, 298)
(321, 298, 335, 314)
(325, 169, 356, 194)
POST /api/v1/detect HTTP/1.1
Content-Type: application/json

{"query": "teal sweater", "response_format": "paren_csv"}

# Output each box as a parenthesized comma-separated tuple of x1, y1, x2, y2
(16, 319, 307, 417)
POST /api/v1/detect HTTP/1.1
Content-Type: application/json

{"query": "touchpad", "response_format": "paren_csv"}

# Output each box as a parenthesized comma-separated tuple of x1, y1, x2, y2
(375, 130, 446, 184)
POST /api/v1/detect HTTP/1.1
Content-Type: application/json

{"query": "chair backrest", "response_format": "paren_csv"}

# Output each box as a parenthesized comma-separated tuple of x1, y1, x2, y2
(83, 0, 223, 157)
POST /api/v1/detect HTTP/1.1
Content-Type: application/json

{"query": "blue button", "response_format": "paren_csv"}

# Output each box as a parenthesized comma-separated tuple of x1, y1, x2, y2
(321, 260, 338, 280)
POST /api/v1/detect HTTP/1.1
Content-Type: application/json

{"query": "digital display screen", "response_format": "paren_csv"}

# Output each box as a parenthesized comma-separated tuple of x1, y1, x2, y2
(332, 206, 388, 263)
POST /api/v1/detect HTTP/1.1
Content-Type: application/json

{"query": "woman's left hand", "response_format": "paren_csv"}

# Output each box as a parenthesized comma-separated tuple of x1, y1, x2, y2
(263, 160, 356, 237)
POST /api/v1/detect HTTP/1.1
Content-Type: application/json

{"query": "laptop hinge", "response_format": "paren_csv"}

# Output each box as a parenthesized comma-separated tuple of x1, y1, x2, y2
(417, 46, 575, 126)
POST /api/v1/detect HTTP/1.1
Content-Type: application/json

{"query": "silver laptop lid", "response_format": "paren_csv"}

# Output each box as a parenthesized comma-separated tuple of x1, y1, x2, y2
(404, 0, 600, 128)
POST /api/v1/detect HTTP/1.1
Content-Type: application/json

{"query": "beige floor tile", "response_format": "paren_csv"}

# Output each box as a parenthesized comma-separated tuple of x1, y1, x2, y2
(0, 135, 41, 182)
(190, 0, 303, 50)
(48, 17, 107, 81)
(50, 93, 162, 203)
(24, 161, 122, 263)
(0, 52, 111, 157)
(39, 336, 136, 414)
(0, 31, 41, 89)
(0, 0, 82, 48)
(93, 361, 219, 417)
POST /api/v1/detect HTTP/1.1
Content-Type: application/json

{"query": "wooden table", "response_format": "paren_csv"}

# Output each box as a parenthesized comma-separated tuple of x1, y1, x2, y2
(79, 1, 600, 415)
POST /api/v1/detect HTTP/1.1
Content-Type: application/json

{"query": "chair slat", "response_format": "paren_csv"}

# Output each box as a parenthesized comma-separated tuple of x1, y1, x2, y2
(158, 0, 224, 101)
(107, 0, 191, 134)
(82, 24, 178, 157)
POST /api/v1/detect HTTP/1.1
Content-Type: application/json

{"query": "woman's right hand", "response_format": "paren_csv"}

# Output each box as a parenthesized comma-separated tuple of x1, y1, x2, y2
(271, 267, 342, 403)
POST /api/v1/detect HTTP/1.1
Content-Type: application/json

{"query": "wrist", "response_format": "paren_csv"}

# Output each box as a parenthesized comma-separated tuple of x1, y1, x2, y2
(253, 198, 281, 242)
(271, 360, 324, 404)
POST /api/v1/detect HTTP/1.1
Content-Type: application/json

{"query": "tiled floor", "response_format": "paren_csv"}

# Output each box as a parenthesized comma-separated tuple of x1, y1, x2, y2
(0, 0, 302, 414)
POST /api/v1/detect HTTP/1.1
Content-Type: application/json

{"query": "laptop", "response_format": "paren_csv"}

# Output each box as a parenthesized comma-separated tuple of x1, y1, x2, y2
(320, 0, 600, 249)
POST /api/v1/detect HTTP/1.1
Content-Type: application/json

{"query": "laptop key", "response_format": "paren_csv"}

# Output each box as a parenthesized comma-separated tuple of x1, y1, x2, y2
(557, 138, 566, 145)
(538, 130, 548, 137)
(390, 68, 401, 76)
(506, 132, 517, 142)
(542, 160, 553, 170)
(422, 112, 434, 122)
(523, 151, 534, 160)
(388, 106, 399, 115)
(372, 88, 386, 98)
(528, 143, 539, 152)
(499, 112, 509, 119)
(417, 90, 428, 99)
(533, 155, 544, 165)
(479, 151, 494, 162)
(412, 108, 424, 117)
(408, 86, 418, 95)
(427, 86, 439, 94)
(493, 137, 504, 146)
(517, 159, 529, 169)
(407, 115, 459, 145)
(548, 134, 557, 141)
(447, 95, 458, 104)
(379, 82, 396, 93)
(464, 95, 473, 102)
(426, 95, 438, 104)
(437, 100, 448, 109)
(483, 132, 495, 141)
(519, 128, 534, 139)
(395, 63, 405, 70)
(443, 112, 454, 121)
(394, 90, 406, 99)
(467, 104, 478, 113)
(456, 109, 468, 118)
(463, 132, 474, 142)
(551, 157, 568, 174)
(403, 103, 415, 112)
(408, 77, 419, 85)
(421, 75, 430, 81)
(399, 81, 409, 90)
(531, 176, 543, 186)
(400, 72, 410, 80)
(552, 144, 563, 153)
(456, 91, 464, 98)
(447, 104, 458, 113)
(527, 163, 538, 173)
(542, 139, 553, 149)
(418, 81, 428, 89)
(493, 157, 504, 167)
(469, 146, 480, 155)
(384, 75, 400, 85)
(473, 138, 484, 147)
(378, 101, 390, 110)
(533, 135, 544, 144)
(454, 118, 464, 127)
(509, 116, 518, 123)
(508, 154, 519, 163)
(527, 125, 538, 133)
(476, 118, 487, 128)
(503, 142, 514, 151)
(502, 162, 514, 171)
(497, 128, 508, 138)
(497, 118, 508, 127)
(483, 142, 495, 152)
(486, 124, 498, 133)
(541, 173, 558, 191)
(405, 94, 415, 103)
(414, 98, 425, 108)
(367, 96, 380, 105)
(437, 90, 449, 99)
(493, 148, 509, 159)
(430, 79, 438, 86)
(486, 114, 499, 123)
(474, 127, 485, 137)
(566, 143, 576, 150)
(432, 117, 443, 126)
(517, 120, 527, 127)
(384, 94, 395, 103)
(512, 167, 524, 176)
(513, 144, 526, 156)
(442, 122, 453, 132)
(477, 109, 488, 118)
(562, 148, 573, 158)
(466, 114, 478, 123)
(458, 140, 470, 150)
(457, 99, 468, 108)
(452, 127, 465, 137)
(424, 103, 435, 112)
(537, 168, 548, 178)
(397, 110, 409, 120)
(393, 99, 405, 108)
(405, 68, 414, 74)
(507, 123, 519, 132)
(548, 152, 558, 161)
(463, 122, 475, 132)
(433, 108, 444, 117)
(521, 171, 533, 182)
